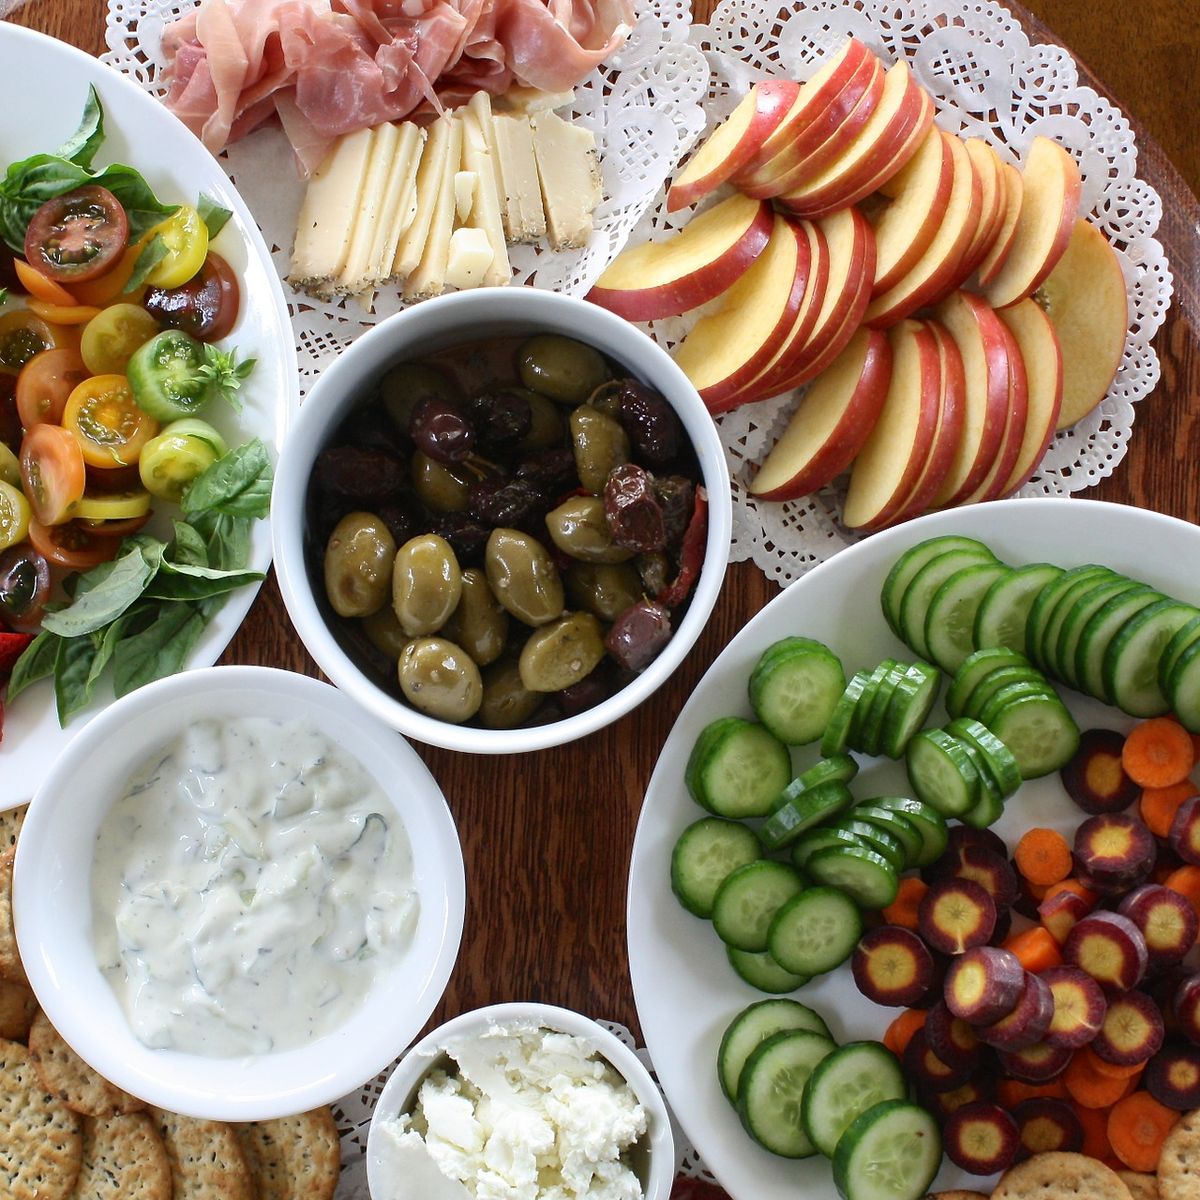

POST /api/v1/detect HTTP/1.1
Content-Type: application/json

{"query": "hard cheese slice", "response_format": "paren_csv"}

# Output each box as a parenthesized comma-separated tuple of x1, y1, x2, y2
(405, 116, 464, 300)
(393, 115, 453, 283)
(372, 122, 426, 286)
(459, 101, 511, 287)
(531, 110, 601, 250)
(493, 113, 547, 243)
(338, 121, 401, 294)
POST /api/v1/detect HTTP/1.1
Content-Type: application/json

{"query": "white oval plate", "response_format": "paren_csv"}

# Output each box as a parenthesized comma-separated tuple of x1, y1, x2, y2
(0, 25, 297, 809)
(628, 498, 1200, 1197)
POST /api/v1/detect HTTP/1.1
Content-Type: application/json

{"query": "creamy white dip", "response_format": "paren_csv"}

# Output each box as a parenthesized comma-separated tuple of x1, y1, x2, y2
(91, 716, 419, 1057)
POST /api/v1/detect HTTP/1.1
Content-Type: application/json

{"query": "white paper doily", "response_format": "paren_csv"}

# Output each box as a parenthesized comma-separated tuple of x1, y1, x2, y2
(625, 0, 1171, 586)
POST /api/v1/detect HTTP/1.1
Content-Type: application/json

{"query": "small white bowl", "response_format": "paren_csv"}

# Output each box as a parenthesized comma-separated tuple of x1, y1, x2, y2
(14, 666, 466, 1121)
(366, 1002, 675, 1200)
(272, 287, 731, 754)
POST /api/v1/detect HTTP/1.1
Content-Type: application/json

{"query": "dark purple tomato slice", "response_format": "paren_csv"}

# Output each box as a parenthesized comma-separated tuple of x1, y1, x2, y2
(143, 251, 239, 342)
(0, 544, 51, 631)
(0, 377, 20, 453)
(24, 185, 129, 283)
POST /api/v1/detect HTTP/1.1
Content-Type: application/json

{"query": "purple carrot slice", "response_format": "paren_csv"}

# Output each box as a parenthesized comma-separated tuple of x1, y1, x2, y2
(952, 845, 1020, 913)
(943, 1101, 1020, 1175)
(1118, 884, 1199, 968)
(978, 971, 1054, 1051)
(1168, 795, 1200, 866)
(1072, 813, 1156, 894)
(851, 925, 936, 1007)
(922, 1076, 996, 1121)
(996, 1040, 1073, 1083)
(945, 945, 1025, 1025)
(1013, 1097, 1084, 1159)
(1176, 974, 1200, 1045)
(1060, 728, 1138, 814)
(1145, 1042, 1200, 1110)
(904, 1028, 977, 1093)
(1091, 989, 1165, 1066)
(1062, 910, 1149, 992)
(1041, 965, 1108, 1050)
(925, 999, 981, 1069)
(1039, 886, 1098, 946)
(919, 877, 997, 955)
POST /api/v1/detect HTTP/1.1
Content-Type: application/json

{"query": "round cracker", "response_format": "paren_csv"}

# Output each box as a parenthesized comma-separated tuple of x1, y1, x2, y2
(74, 1113, 172, 1200)
(1158, 1108, 1200, 1200)
(28, 1013, 144, 1118)
(0, 846, 27, 985)
(0, 979, 38, 1042)
(992, 1152, 1134, 1200)
(925, 1194, 990, 1200)
(1117, 1172, 1159, 1200)
(150, 1109, 255, 1200)
(233, 1108, 340, 1200)
(0, 1036, 83, 1200)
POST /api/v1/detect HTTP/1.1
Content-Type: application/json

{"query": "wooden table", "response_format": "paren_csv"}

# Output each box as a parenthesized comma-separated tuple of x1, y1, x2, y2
(9, 0, 1199, 1047)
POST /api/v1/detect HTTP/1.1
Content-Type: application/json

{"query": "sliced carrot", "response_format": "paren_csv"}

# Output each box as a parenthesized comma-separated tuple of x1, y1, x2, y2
(883, 1007, 927, 1058)
(1106, 1090, 1180, 1172)
(1164, 865, 1200, 920)
(1074, 1102, 1113, 1161)
(997, 1077, 1068, 1107)
(881, 876, 929, 931)
(1065, 1051, 1135, 1108)
(1043, 879, 1098, 905)
(1122, 717, 1197, 789)
(1015, 827, 1073, 886)
(12, 258, 77, 305)
(1141, 779, 1200, 838)
(1001, 925, 1063, 973)
(1080, 1045, 1146, 1080)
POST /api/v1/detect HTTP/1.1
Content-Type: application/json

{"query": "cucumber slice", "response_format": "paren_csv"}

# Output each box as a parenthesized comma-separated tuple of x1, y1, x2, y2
(718, 999, 832, 1103)
(760, 781, 855, 851)
(713, 860, 809, 952)
(849, 661, 893, 755)
(792, 827, 868, 870)
(1025, 564, 1113, 671)
(822, 670, 871, 758)
(1168, 638, 1200, 733)
(785, 753, 860, 797)
(832, 1099, 942, 1200)
(857, 659, 905, 757)
(976, 678, 1059, 722)
(768, 886, 863, 976)
(946, 717, 1022, 797)
(973, 562, 1064, 653)
(946, 647, 1030, 719)
(880, 662, 941, 759)
(1075, 587, 1162, 702)
(670, 817, 763, 918)
(983, 693, 1080, 779)
(833, 819, 907, 871)
(1161, 615, 1200, 695)
(1102, 598, 1200, 717)
(1037, 567, 1120, 679)
(960, 664, 1047, 721)
(951, 735, 1007, 827)
(923, 561, 1011, 673)
(905, 728, 981, 817)
(737, 1029, 836, 1158)
(806, 845, 899, 909)
(686, 717, 792, 818)
(1056, 577, 1145, 690)
(726, 947, 810, 995)
(867, 797, 948, 867)
(899, 548, 1001, 661)
(850, 805, 923, 869)
(801, 1042, 906, 1159)
(749, 637, 847, 745)
(880, 536, 996, 639)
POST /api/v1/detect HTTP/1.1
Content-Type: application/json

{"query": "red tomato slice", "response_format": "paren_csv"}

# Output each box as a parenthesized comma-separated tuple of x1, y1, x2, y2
(24, 186, 130, 284)
(19, 423, 86, 525)
(143, 251, 239, 342)
(28, 518, 122, 570)
(15, 347, 89, 429)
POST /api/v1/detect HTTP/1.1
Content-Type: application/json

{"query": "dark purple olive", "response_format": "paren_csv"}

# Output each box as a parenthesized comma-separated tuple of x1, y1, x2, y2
(428, 512, 492, 567)
(0, 546, 51, 630)
(515, 446, 577, 493)
(654, 475, 694, 547)
(618, 380, 681, 466)
(469, 389, 532, 451)
(338, 404, 405, 453)
(468, 477, 546, 527)
(375, 498, 421, 547)
(313, 446, 406, 503)
(605, 600, 672, 672)
(556, 671, 613, 716)
(604, 463, 666, 552)
(636, 552, 670, 598)
(409, 397, 474, 463)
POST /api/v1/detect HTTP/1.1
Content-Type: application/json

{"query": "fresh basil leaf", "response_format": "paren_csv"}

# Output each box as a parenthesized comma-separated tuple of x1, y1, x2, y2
(0, 288, 7, 305)
(87, 163, 177, 240)
(181, 439, 273, 519)
(41, 540, 162, 638)
(112, 601, 207, 697)
(54, 85, 105, 169)
(145, 561, 264, 601)
(189, 510, 252, 572)
(0, 154, 92, 251)
(169, 520, 209, 568)
(84, 603, 151, 693)
(197, 193, 233, 240)
(123, 233, 168, 294)
(54, 634, 99, 725)
(5, 630, 61, 703)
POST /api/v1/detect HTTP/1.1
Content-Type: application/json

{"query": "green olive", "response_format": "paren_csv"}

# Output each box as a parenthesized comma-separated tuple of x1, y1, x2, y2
(478, 658, 544, 729)
(570, 406, 629, 495)
(411, 450, 473, 513)
(545, 495, 634, 564)
(442, 568, 508, 667)
(587, 379, 624, 418)
(360, 606, 412, 660)
(518, 612, 605, 693)
(323, 512, 397, 618)
(398, 637, 482, 723)
(517, 334, 612, 405)
(0, 443, 20, 488)
(379, 362, 460, 433)
(392, 534, 463, 636)
(565, 562, 644, 621)
(485, 528, 564, 627)
(517, 391, 565, 450)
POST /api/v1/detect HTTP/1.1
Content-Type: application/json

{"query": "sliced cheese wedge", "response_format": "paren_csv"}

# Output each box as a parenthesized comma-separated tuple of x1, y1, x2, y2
(458, 105, 511, 287)
(338, 121, 401, 294)
(493, 114, 547, 243)
(405, 116, 463, 300)
(446, 227, 495, 290)
(531, 111, 601, 251)
(454, 170, 477, 224)
(370, 122, 426, 291)
(393, 116, 453, 283)
(494, 85, 576, 114)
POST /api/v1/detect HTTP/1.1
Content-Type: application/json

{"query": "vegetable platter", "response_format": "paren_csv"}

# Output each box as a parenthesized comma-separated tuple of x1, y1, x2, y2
(627, 497, 1200, 1198)
(0, 24, 297, 810)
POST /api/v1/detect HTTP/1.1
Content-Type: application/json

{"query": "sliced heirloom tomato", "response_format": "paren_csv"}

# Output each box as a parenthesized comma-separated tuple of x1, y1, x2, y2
(144, 251, 239, 342)
(0, 480, 31, 551)
(139, 417, 226, 502)
(20, 423, 85, 525)
(74, 488, 153, 524)
(24, 185, 129, 284)
(28, 518, 121, 570)
(0, 311, 74, 376)
(62, 374, 159, 468)
(15, 347, 89, 428)
(81, 303, 160, 375)
(141, 204, 209, 290)
(71, 243, 143, 308)
(0, 545, 51, 631)
(26, 300, 102, 326)
(12, 259, 77, 305)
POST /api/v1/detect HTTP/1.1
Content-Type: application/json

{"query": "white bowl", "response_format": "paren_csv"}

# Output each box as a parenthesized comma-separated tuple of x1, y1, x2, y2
(366, 1002, 675, 1200)
(14, 666, 466, 1121)
(272, 287, 731, 754)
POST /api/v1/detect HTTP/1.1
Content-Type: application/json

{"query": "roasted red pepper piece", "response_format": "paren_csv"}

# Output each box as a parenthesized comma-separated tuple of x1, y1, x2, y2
(0, 631, 35, 678)
(657, 486, 708, 609)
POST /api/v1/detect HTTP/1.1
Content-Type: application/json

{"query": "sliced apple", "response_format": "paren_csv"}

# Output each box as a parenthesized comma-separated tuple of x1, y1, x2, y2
(1036, 217, 1128, 429)
(950, 139, 1005, 284)
(864, 132, 982, 328)
(931, 290, 1013, 506)
(997, 299, 1064, 494)
(674, 214, 810, 413)
(983, 135, 1081, 308)
(977, 162, 1023, 287)
(869, 127, 954, 294)
(587, 194, 773, 320)
(843, 319, 943, 529)
(667, 79, 801, 212)
(959, 319, 1028, 504)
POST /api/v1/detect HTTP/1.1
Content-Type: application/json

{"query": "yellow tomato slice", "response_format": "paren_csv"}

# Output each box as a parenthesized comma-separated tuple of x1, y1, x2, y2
(143, 205, 209, 290)
(62, 374, 159, 468)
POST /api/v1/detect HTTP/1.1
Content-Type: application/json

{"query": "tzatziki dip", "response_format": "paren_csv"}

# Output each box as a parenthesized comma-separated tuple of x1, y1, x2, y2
(91, 715, 419, 1057)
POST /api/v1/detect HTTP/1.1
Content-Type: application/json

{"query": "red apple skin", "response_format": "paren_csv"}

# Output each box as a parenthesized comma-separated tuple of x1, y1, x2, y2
(977, 163, 1024, 288)
(587, 197, 774, 321)
(960, 318, 1028, 505)
(998, 299, 1064, 496)
(785, 248, 875, 389)
(749, 328, 893, 500)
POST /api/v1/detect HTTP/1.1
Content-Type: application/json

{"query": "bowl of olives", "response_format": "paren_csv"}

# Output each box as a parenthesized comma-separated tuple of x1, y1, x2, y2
(272, 287, 731, 752)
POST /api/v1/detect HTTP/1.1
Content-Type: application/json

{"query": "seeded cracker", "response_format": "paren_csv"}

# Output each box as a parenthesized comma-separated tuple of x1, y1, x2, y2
(924, 1193, 990, 1199)
(0, 1037, 83, 1199)
(233, 1108, 341, 1200)
(74, 1113, 172, 1200)
(0, 978, 37, 1041)
(1157, 1108, 1200, 1200)
(28, 1012, 145, 1117)
(0, 803, 27, 849)
(1117, 1172, 1160, 1200)
(150, 1109, 256, 1200)
(0, 846, 26, 984)
(992, 1152, 1135, 1200)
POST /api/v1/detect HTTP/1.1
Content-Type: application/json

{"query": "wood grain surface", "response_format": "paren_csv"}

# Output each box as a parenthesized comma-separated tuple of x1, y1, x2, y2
(7, 0, 1199, 1044)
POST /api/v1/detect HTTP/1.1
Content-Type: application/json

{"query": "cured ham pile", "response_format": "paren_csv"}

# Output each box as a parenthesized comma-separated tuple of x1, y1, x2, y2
(160, 0, 635, 173)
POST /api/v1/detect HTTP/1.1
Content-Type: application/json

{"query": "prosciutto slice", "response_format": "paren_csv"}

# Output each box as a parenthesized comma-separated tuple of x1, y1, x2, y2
(160, 0, 634, 174)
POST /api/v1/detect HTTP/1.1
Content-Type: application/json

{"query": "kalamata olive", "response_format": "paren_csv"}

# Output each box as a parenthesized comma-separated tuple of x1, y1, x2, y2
(379, 362, 460, 434)
(392, 533, 463, 636)
(375, 498, 421, 548)
(338, 404, 405, 453)
(517, 392, 565, 450)
(468, 389, 532, 451)
(570, 406, 629, 495)
(428, 512, 492, 566)
(323, 512, 396, 618)
(398, 637, 482, 723)
(411, 450, 474, 512)
(478, 658, 543, 729)
(654, 475, 694, 546)
(556, 669, 613, 716)
(565, 561, 644, 621)
(605, 600, 672, 672)
(360, 605, 411, 660)
(468, 476, 546, 528)
(517, 334, 611, 405)
(518, 611, 605, 692)
(0, 545, 51, 630)
(618, 379, 681, 465)
(409, 396, 474, 463)
(604, 463, 666, 552)
(441, 568, 508, 667)
(515, 445, 576, 493)
(636, 551, 670, 597)
(313, 446, 406, 503)
(545, 495, 635, 564)
(485, 528, 564, 627)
